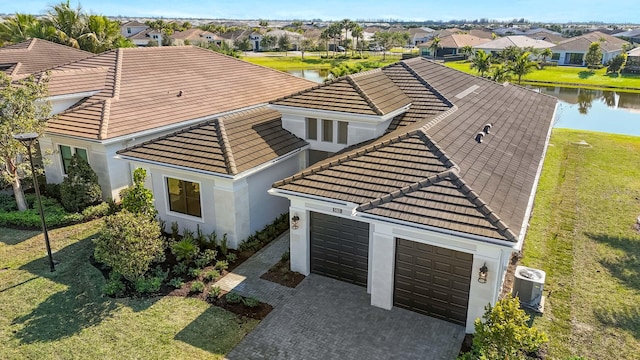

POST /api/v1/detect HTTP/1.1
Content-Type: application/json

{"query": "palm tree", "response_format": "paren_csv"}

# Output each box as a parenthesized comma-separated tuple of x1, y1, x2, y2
(44, 1, 86, 48)
(489, 63, 511, 82)
(319, 29, 330, 57)
(460, 45, 473, 60)
(470, 49, 492, 77)
(0, 14, 39, 45)
(540, 48, 553, 64)
(259, 34, 275, 51)
(351, 24, 363, 57)
(429, 37, 441, 59)
(78, 15, 125, 53)
(509, 52, 538, 84)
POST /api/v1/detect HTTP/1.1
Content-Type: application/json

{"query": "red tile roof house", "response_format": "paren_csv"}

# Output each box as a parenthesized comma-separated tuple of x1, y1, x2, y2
(267, 59, 557, 332)
(24, 44, 315, 248)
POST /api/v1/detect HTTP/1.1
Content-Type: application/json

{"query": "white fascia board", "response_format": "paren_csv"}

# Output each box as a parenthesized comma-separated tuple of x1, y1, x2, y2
(232, 145, 309, 179)
(355, 210, 518, 249)
(44, 90, 101, 102)
(268, 188, 360, 208)
(100, 103, 268, 145)
(515, 101, 559, 250)
(114, 154, 235, 179)
(269, 104, 411, 124)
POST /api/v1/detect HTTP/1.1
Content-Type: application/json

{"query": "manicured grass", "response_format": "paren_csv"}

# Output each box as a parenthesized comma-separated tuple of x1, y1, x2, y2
(241, 54, 402, 71)
(0, 220, 257, 359)
(521, 129, 640, 359)
(446, 61, 640, 92)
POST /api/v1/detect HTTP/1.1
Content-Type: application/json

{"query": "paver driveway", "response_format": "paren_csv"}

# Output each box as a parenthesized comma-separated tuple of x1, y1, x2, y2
(226, 274, 465, 360)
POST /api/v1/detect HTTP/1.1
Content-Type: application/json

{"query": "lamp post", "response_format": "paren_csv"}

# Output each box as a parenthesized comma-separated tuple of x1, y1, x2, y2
(14, 132, 55, 272)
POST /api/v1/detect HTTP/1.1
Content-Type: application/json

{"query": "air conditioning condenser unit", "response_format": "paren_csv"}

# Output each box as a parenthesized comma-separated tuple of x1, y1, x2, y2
(512, 265, 546, 313)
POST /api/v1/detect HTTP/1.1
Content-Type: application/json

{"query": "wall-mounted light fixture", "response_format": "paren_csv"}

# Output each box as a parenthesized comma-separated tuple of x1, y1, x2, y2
(478, 263, 488, 283)
(291, 214, 300, 230)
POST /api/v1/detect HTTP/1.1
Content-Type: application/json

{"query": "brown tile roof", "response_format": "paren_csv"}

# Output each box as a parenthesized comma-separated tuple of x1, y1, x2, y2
(0, 39, 92, 77)
(274, 58, 557, 242)
(271, 70, 412, 116)
(44, 46, 315, 140)
(419, 34, 491, 49)
(552, 31, 630, 52)
(116, 106, 306, 175)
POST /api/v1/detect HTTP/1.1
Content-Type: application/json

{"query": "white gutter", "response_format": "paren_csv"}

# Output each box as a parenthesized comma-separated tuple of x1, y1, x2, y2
(515, 101, 559, 250)
(114, 154, 234, 179)
(232, 145, 309, 179)
(44, 90, 101, 102)
(268, 187, 359, 207)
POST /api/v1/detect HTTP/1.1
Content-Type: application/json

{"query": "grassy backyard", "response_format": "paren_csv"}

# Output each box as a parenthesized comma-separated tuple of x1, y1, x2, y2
(241, 53, 402, 71)
(522, 129, 640, 359)
(0, 220, 257, 359)
(446, 61, 640, 92)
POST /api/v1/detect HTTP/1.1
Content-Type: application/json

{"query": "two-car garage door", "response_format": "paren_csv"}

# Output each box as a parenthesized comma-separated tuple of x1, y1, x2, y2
(309, 212, 472, 325)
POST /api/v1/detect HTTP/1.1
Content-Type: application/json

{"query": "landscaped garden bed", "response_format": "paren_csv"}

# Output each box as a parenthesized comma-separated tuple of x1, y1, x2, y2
(260, 251, 305, 288)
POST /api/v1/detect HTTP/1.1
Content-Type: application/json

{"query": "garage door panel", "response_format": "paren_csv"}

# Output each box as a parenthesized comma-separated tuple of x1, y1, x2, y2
(394, 239, 472, 326)
(310, 212, 370, 287)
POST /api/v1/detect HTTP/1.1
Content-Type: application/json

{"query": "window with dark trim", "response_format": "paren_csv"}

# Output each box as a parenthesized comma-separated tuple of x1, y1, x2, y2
(167, 177, 201, 217)
(322, 119, 333, 142)
(59, 145, 88, 174)
(306, 118, 317, 140)
(337, 121, 348, 144)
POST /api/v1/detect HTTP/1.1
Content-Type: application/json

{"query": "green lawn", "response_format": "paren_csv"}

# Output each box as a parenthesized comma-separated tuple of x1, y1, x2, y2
(522, 129, 640, 359)
(446, 61, 640, 92)
(241, 54, 402, 71)
(0, 220, 257, 359)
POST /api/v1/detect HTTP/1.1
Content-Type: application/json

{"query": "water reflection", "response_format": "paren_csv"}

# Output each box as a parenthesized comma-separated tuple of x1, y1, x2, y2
(531, 86, 640, 115)
(286, 68, 330, 83)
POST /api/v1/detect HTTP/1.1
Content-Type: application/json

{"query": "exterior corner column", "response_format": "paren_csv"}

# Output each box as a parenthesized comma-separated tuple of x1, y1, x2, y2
(370, 231, 395, 310)
(289, 207, 310, 275)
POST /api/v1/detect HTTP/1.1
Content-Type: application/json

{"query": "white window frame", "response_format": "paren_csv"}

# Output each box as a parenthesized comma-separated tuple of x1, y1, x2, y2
(163, 174, 204, 222)
(58, 144, 89, 175)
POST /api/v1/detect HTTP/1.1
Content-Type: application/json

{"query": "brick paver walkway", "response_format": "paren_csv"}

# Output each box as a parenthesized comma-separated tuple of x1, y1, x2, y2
(217, 231, 465, 360)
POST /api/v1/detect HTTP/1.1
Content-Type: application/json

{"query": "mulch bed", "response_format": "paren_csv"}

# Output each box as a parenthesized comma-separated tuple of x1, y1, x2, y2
(209, 292, 273, 320)
(260, 258, 305, 288)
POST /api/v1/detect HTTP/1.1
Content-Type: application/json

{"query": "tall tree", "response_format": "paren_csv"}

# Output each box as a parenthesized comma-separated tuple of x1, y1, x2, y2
(539, 48, 553, 64)
(0, 73, 51, 211)
(470, 49, 492, 77)
(234, 37, 252, 56)
(44, 0, 86, 48)
(0, 14, 39, 45)
(300, 38, 315, 60)
(460, 45, 473, 59)
(509, 52, 537, 84)
(259, 34, 275, 51)
(351, 24, 364, 56)
(373, 31, 397, 60)
(429, 37, 441, 59)
(319, 29, 330, 57)
(584, 41, 603, 69)
(277, 34, 291, 56)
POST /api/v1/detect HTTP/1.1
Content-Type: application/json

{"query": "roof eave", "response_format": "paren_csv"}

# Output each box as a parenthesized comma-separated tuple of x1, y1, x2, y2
(269, 103, 411, 124)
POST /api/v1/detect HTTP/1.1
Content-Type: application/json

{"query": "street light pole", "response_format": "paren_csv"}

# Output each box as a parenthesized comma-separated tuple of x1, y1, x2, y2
(14, 133, 55, 272)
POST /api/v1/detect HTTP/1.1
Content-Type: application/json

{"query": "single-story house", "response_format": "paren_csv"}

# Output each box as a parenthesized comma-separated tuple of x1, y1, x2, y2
(30, 45, 314, 247)
(120, 20, 148, 38)
(249, 29, 304, 51)
(474, 36, 555, 58)
(550, 31, 630, 66)
(613, 28, 640, 43)
(268, 58, 557, 333)
(128, 28, 164, 46)
(170, 28, 223, 46)
(625, 47, 640, 73)
(419, 34, 491, 58)
(491, 27, 524, 36)
(0, 38, 92, 78)
(409, 27, 437, 46)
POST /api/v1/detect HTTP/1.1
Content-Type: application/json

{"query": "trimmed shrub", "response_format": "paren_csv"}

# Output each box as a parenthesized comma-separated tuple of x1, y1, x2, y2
(44, 183, 61, 201)
(134, 275, 163, 294)
(60, 154, 102, 212)
(194, 249, 218, 268)
(207, 286, 222, 300)
(242, 296, 260, 308)
(204, 269, 220, 281)
(225, 291, 242, 304)
(188, 267, 202, 278)
(81, 202, 110, 220)
(93, 210, 165, 282)
(120, 168, 157, 218)
(225, 253, 237, 263)
(169, 277, 185, 289)
(0, 193, 84, 228)
(215, 260, 229, 272)
(190, 280, 205, 294)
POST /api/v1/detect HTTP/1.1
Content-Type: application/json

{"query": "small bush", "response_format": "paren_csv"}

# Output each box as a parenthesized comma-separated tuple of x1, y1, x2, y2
(208, 286, 222, 300)
(225, 291, 242, 304)
(220, 234, 228, 255)
(44, 183, 61, 201)
(190, 280, 205, 294)
(81, 202, 110, 220)
(120, 168, 157, 218)
(93, 210, 165, 282)
(215, 260, 229, 272)
(170, 221, 180, 240)
(226, 253, 237, 263)
(207, 231, 218, 249)
(195, 249, 218, 268)
(134, 276, 163, 294)
(281, 251, 290, 262)
(242, 296, 260, 308)
(188, 267, 202, 278)
(204, 269, 220, 281)
(60, 154, 102, 212)
(103, 272, 125, 297)
(171, 236, 200, 265)
(169, 277, 184, 288)
(172, 262, 188, 276)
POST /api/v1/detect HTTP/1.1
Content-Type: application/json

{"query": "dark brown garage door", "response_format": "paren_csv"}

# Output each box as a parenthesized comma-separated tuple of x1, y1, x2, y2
(310, 212, 370, 287)
(394, 239, 472, 325)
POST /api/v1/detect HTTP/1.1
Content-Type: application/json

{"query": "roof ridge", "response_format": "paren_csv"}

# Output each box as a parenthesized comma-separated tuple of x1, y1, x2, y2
(10, 62, 21, 76)
(399, 60, 454, 107)
(215, 117, 238, 175)
(356, 169, 456, 212)
(447, 172, 518, 242)
(99, 99, 111, 140)
(27, 38, 36, 50)
(345, 75, 384, 116)
(112, 48, 123, 100)
(419, 105, 458, 131)
(269, 76, 341, 104)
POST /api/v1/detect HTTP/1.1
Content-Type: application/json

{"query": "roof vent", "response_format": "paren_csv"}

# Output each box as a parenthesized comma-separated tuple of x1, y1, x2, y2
(177, 90, 184, 97)
(483, 123, 493, 134)
(475, 132, 485, 143)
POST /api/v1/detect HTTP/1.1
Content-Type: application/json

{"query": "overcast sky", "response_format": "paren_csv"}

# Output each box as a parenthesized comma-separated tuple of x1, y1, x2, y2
(2, 0, 639, 24)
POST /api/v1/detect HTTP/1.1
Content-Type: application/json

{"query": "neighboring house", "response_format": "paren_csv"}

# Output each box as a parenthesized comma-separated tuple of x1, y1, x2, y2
(120, 20, 148, 38)
(492, 27, 525, 36)
(171, 28, 223, 46)
(613, 28, 640, 43)
(250, 29, 304, 51)
(419, 34, 491, 58)
(128, 28, 164, 46)
(625, 47, 640, 73)
(474, 36, 555, 57)
(0, 38, 92, 78)
(268, 58, 557, 333)
(550, 31, 630, 66)
(468, 29, 494, 40)
(219, 28, 253, 48)
(34, 46, 314, 249)
(526, 31, 564, 44)
(409, 27, 436, 46)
